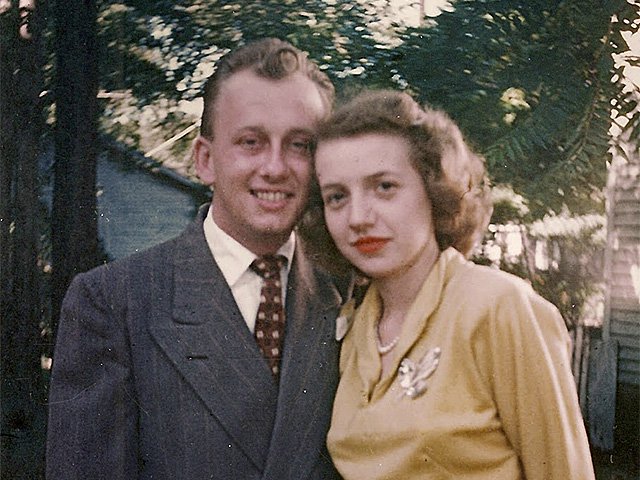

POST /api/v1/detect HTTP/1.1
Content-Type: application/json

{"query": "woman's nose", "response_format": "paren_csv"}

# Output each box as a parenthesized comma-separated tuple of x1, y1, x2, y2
(348, 195, 374, 230)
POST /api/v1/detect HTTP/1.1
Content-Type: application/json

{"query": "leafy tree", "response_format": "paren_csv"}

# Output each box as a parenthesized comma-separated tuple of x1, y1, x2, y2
(397, 0, 639, 219)
(97, 0, 400, 99)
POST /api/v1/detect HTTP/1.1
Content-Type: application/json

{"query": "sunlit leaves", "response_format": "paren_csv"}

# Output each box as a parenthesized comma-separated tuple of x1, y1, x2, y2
(395, 0, 638, 218)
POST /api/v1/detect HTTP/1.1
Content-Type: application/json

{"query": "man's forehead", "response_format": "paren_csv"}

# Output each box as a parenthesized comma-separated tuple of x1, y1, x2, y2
(221, 69, 323, 103)
(211, 70, 327, 129)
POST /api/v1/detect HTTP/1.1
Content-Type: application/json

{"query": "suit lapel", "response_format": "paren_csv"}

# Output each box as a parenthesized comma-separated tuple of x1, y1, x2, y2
(148, 211, 278, 471)
(262, 249, 342, 479)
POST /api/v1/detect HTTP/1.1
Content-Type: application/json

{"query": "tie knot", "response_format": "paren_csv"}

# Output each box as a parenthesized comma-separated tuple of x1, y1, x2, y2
(250, 255, 287, 279)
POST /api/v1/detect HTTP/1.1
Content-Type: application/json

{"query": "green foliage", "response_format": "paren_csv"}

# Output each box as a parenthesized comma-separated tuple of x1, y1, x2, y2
(397, 0, 639, 219)
(96, 1, 401, 100)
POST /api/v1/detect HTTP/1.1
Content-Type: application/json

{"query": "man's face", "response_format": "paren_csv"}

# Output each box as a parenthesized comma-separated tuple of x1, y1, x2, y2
(195, 70, 327, 255)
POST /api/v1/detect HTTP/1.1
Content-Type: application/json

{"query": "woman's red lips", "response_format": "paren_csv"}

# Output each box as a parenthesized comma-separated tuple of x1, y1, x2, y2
(353, 237, 389, 254)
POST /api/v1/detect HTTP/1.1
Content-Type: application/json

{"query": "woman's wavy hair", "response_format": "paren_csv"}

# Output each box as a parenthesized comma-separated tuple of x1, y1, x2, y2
(200, 38, 335, 139)
(299, 89, 493, 276)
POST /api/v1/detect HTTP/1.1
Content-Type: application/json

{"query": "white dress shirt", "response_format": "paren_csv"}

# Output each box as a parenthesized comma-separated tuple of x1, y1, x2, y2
(202, 208, 295, 332)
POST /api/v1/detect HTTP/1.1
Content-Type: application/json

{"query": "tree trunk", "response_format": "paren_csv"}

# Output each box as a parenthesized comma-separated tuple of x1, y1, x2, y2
(51, 0, 99, 335)
(0, 2, 47, 478)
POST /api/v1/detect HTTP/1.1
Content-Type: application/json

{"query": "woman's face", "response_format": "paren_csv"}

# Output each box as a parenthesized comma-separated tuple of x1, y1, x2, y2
(315, 132, 439, 281)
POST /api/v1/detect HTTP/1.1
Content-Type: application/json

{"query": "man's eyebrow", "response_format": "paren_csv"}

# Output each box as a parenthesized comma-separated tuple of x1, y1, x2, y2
(235, 125, 266, 134)
(234, 126, 315, 137)
(287, 128, 316, 137)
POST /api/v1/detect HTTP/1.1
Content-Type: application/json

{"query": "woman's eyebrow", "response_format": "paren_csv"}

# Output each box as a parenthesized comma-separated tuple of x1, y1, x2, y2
(320, 172, 393, 189)
(318, 181, 344, 191)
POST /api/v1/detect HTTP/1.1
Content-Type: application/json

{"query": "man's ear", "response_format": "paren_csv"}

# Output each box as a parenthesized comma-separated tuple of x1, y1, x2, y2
(193, 136, 216, 186)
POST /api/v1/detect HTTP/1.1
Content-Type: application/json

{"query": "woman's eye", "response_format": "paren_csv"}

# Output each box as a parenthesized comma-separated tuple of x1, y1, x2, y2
(377, 181, 397, 193)
(323, 191, 346, 208)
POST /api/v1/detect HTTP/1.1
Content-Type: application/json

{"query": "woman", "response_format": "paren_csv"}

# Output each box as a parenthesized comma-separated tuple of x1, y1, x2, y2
(300, 90, 594, 479)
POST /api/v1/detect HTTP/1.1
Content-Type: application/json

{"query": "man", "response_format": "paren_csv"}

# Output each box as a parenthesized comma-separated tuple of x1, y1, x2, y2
(47, 38, 343, 479)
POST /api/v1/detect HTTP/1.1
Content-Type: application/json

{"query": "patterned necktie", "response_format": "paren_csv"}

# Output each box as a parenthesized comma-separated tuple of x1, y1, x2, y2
(250, 255, 287, 378)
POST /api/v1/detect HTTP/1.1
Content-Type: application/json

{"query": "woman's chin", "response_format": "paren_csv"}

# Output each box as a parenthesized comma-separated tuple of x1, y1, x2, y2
(351, 264, 388, 281)
(340, 250, 392, 279)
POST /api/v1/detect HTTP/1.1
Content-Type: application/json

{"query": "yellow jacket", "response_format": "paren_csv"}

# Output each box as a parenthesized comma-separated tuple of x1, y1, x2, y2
(327, 248, 594, 479)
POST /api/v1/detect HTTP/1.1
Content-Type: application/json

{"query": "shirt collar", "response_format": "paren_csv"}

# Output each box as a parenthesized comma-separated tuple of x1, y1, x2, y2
(203, 207, 295, 287)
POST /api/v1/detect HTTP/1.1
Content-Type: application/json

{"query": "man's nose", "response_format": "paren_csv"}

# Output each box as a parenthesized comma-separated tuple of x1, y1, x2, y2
(261, 145, 289, 178)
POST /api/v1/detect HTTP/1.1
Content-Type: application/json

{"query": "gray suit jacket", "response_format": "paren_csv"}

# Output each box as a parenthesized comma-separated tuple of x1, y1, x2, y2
(46, 206, 343, 479)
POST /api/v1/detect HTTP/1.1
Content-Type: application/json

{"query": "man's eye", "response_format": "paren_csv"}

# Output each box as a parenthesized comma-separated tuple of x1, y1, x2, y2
(290, 139, 312, 154)
(239, 137, 262, 150)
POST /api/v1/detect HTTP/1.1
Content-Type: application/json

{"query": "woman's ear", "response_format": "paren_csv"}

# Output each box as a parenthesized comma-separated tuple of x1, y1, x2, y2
(193, 136, 216, 186)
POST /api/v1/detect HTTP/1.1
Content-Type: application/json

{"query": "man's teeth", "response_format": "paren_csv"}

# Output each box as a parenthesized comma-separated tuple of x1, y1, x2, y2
(255, 191, 287, 201)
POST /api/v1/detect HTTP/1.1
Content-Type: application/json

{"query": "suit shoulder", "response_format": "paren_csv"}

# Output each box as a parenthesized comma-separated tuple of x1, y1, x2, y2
(72, 233, 185, 288)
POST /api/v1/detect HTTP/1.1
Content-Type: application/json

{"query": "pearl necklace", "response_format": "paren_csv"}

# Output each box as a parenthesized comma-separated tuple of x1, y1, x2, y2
(376, 332, 401, 355)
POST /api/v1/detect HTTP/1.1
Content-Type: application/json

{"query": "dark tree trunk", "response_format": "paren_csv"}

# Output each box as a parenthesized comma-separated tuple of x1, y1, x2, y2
(0, 1, 47, 478)
(50, 0, 99, 335)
